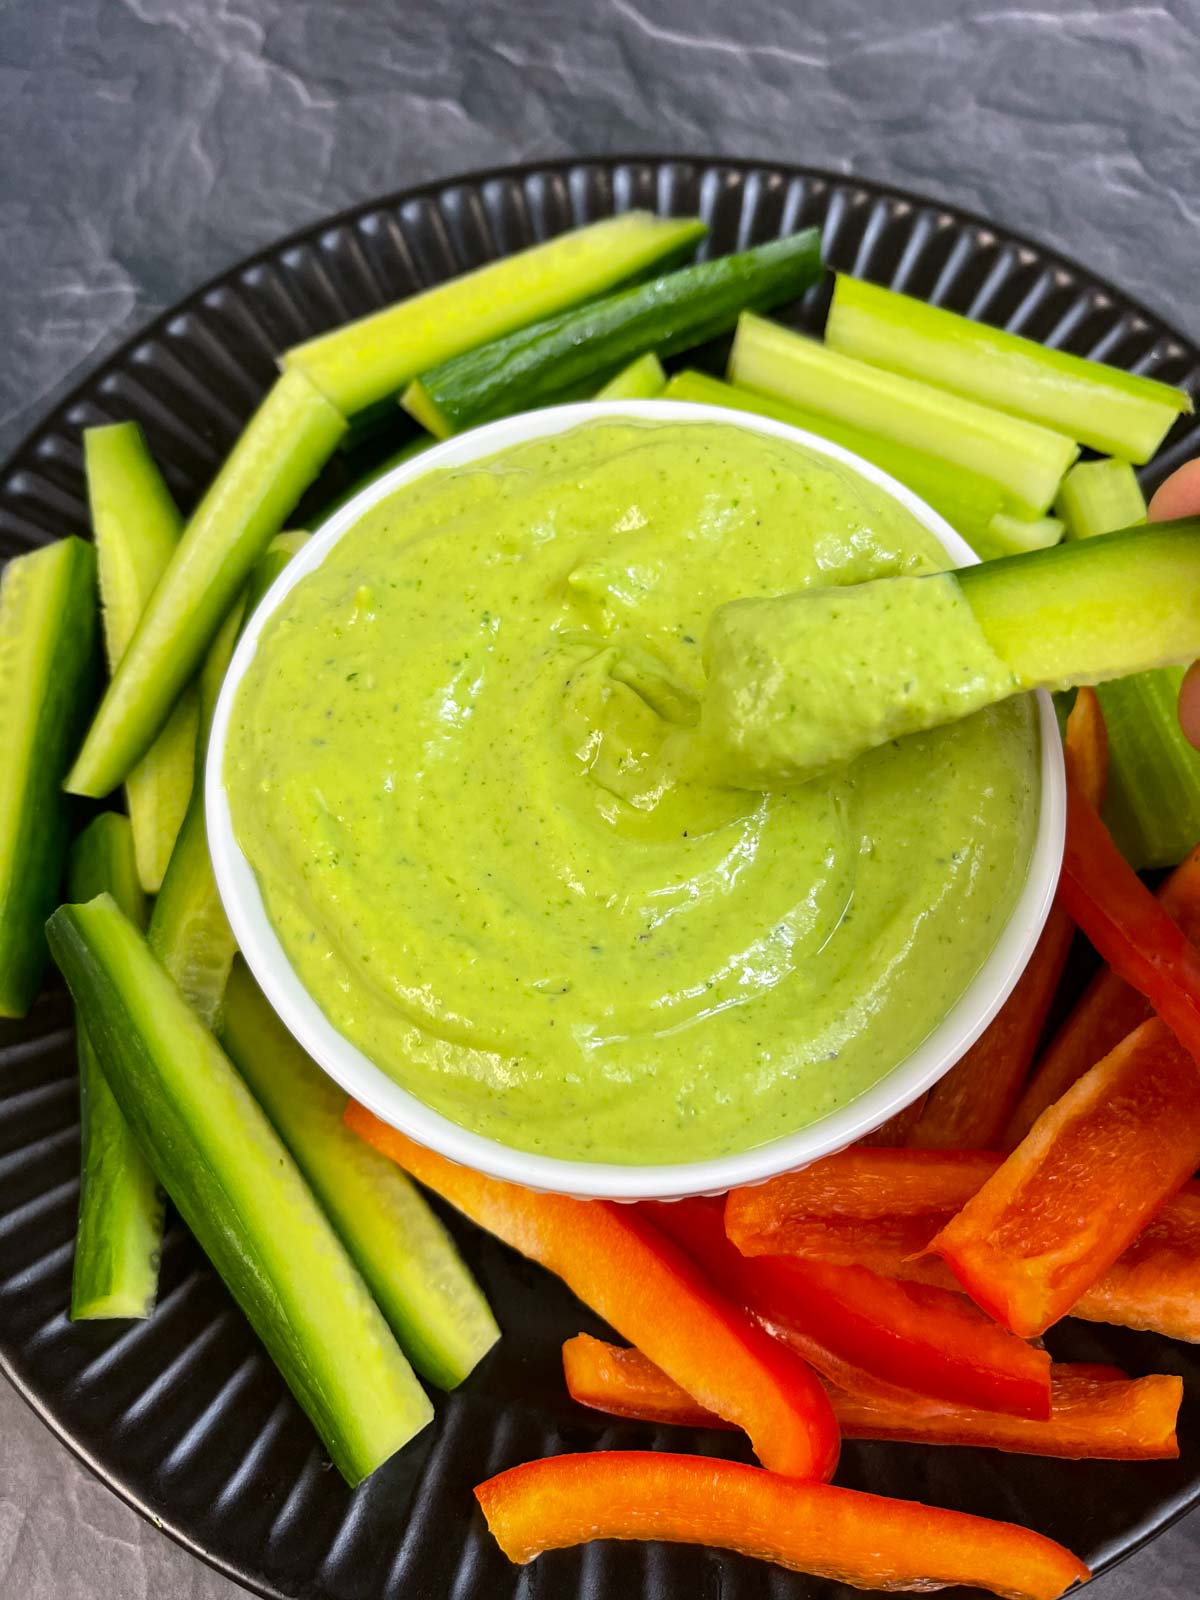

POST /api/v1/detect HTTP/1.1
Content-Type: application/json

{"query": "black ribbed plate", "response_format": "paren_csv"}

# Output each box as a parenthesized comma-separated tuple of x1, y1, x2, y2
(3, 157, 1200, 1600)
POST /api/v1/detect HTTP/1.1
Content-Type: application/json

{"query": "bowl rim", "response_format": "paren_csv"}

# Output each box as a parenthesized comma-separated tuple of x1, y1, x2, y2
(207, 397, 1065, 1200)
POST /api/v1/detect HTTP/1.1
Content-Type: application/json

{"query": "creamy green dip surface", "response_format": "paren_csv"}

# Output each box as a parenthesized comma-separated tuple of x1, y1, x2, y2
(226, 420, 1038, 1165)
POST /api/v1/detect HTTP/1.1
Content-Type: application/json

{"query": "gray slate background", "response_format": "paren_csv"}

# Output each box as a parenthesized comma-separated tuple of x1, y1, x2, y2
(1, 0, 1198, 1594)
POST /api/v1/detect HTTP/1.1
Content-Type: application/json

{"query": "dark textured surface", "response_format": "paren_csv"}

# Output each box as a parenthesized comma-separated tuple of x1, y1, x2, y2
(3, 6, 1200, 1599)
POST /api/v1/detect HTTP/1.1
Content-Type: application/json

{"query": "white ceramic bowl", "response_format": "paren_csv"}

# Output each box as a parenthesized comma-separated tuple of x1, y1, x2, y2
(208, 399, 1065, 1200)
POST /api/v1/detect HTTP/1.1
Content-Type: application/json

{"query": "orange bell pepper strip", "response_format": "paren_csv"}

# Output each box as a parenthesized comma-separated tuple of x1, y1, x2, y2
(475, 1451, 1091, 1599)
(1056, 777, 1200, 1060)
(928, 1017, 1200, 1336)
(723, 1152, 1200, 1337)
(727, 1151, 1200, 1343)
(909, 689, 1108, 1150)
(1006, 844, 1200, 1148)
(562, 1335, 1182, 1462)
(343, 1105, 839, 1480)
(645, 1197, 1051, 1418)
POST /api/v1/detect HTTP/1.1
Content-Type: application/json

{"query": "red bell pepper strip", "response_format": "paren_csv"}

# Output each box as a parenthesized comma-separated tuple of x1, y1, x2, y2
(929, 1017, 1200, 1336)
(863, 1092, 928, 1146)
(1057, 776, 1200, 1061)
(343, 1106, 839, 1480)
(645, 1197, 1051, 1418)
(1006, 844, 1200, 1148)
(726, 1152, 1200, 1343)
(562, 1335, 1182, 1462)
(475, 1451, 1091, 1599)
(909, 689, 1108, 1150)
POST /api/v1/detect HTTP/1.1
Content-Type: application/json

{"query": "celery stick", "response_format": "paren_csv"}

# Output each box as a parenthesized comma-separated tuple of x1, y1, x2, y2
(284, 212, 707, 416)
(1046, 459, 1197, 864)
(67, 371, 346, 800)
(826, 274, 1192, 462)
(68, 813, 163, 1320)
(663, 369, 1006, 558)
(1100, 667, 1200, 867)
(1056, 457, 1147, 540)
(85, 423, 197, 891)
(595, 351, 667, 400)
(730, 312, 1078, 516)
(986, 512, 1064, 555)
(221, 961, 499, 1389)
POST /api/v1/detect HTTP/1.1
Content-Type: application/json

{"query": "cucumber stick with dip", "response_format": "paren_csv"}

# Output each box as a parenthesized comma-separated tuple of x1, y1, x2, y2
(0, 537, 98, 1017)
(826, 273, 1192, 462)
(47, 893, 434, 1484)
(68, 814, 163, 1321)
(730, 311, 1079, 516)
(85, 422, 197, 893)
(284, 211, 706, 416)
(403, 229, 823, 437)
(694, 520, 1200, 787)
(149, 532, 309, 1028)
(221, 960, 499, 1389)
(1056, 460, 1200, 868)
(67, 369, 346, 800)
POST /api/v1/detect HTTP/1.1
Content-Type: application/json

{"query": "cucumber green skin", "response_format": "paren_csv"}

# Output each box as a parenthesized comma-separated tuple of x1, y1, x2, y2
(406, 229, 823, 436)
(662, 369, 1007, 557)
(47, 896, 433, 1485)
(960, 518, 1200, 688)
(0, 539, 99, 1016)
(285, 211, 708, 416)
(66, 370, 346, 800)
(221, 961, 499, 1389)
(68, 815, 164, 1320)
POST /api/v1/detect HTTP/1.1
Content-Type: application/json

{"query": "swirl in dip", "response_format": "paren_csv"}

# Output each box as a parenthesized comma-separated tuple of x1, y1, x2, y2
(225, 419, 1038, 1165)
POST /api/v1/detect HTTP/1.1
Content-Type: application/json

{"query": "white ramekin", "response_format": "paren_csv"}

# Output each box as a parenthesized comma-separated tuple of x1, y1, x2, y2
(207, 399, 1065, 1201)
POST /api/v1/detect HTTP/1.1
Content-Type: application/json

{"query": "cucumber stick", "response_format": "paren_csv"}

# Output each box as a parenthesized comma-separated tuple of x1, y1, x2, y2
(47, 895, 433, 1484)
(221, 961, 499, 1389)
(67, 370, 346, 800)
(959, 520, 1200, 688)
(68, 815, 163, 1320)
(404, 229, 823, 438)
(701, 520, 1200, 784)
(1053, 459, 1200, 867)
(283, 211, 707, 416)
(149, 534, 310, 1027)
(826, 274, 1192, 463)
(0, 538, 98, 1016)
(730, 311, 1079, 516)
(663, 369, 1009, 557)
(85, 423, 197, 892)
(595, 351, 667, 400)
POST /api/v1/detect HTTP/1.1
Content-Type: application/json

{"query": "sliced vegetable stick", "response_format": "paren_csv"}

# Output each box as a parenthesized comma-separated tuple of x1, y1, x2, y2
(1057, 777, 1200, 1059)
(1006, 844, 1200, 1147)
(563, 1335, 1182, 1462)
(929, 1017, 1200, 1336)
(647, 1197, 1051, 1418)
(475, 1451, 1090, 1600)
(343, 1105, 840, 1481)
(727, 1153, 1200, 1343)
(910, 689, 1107, 1148)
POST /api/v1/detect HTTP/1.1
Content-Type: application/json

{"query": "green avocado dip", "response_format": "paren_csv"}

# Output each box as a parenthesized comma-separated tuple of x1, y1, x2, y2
(225, 419, 1039, 1166)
